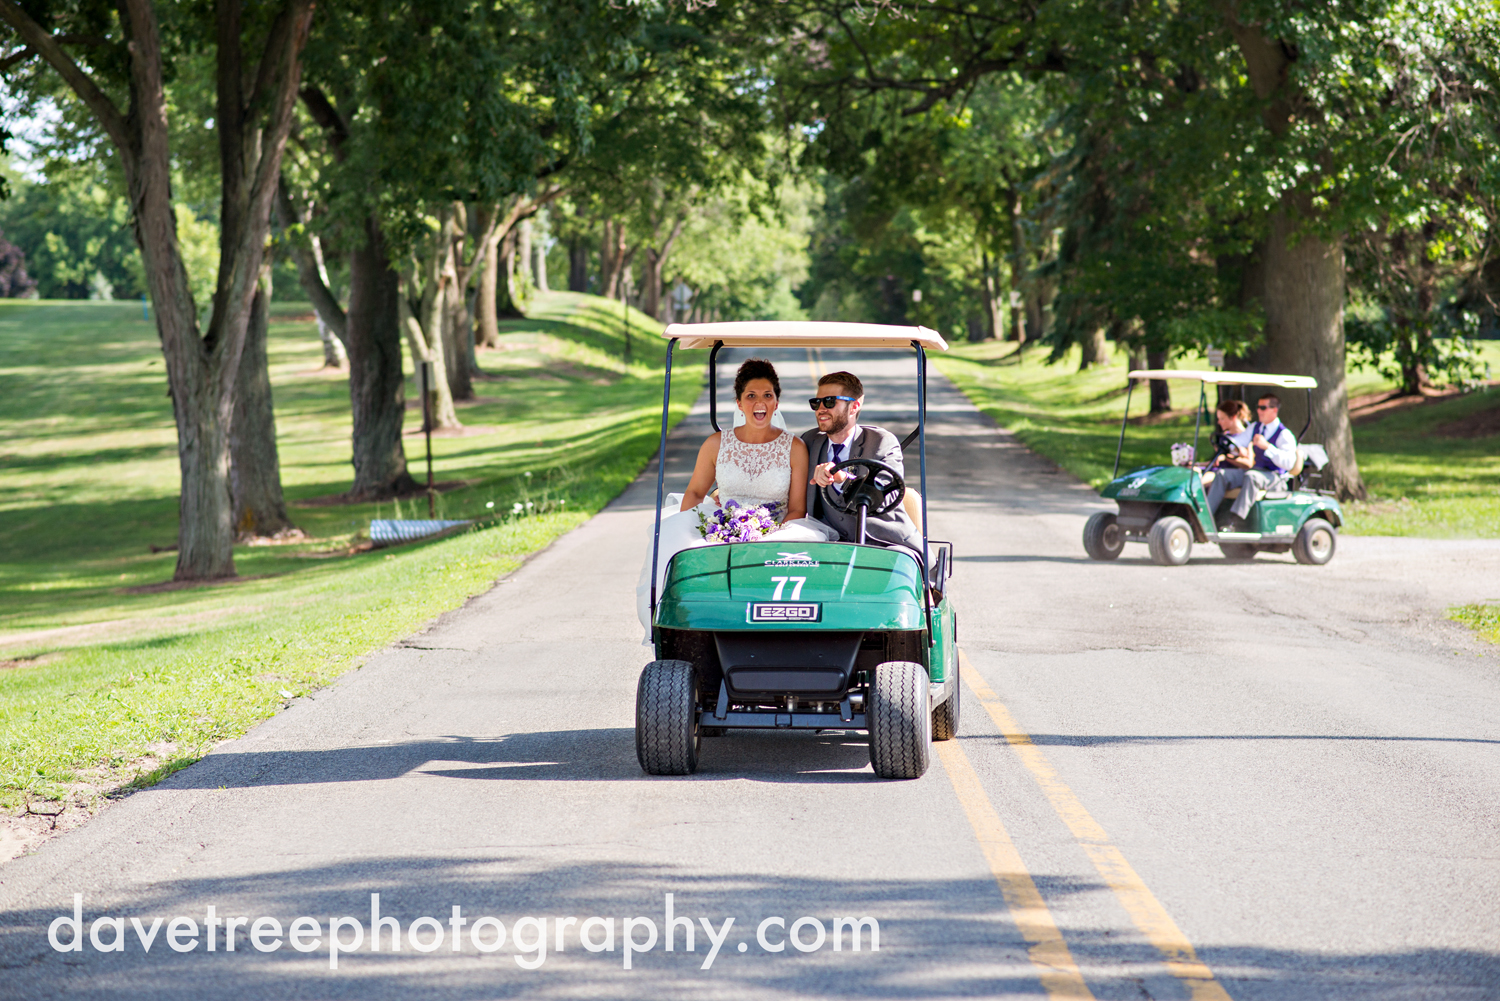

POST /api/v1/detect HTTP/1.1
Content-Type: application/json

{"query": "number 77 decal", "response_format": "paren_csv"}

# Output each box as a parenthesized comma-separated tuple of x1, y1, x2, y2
(769, 576, 807, 600)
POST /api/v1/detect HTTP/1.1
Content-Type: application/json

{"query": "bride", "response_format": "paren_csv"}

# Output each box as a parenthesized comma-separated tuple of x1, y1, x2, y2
(637, 358, 834, 632)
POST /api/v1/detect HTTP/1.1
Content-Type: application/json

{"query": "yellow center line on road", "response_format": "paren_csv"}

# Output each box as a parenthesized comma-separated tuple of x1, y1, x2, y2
(806, 347, 827, 386)
(959, 650, 1234, 1001)
(934, 740, 1096, 1000)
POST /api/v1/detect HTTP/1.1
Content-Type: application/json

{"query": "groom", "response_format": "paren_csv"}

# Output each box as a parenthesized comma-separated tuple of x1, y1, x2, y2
(801, 371, 924, 557)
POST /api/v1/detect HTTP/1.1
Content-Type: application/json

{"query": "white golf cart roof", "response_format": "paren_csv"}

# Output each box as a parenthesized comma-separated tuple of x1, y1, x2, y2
(1128, 369, 1318, 389)
(663, 320, 949, 351)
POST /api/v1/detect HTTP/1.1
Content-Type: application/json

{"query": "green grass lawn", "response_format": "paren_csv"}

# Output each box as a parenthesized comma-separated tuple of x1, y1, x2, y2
(933, 339, 1500, 537)
(0, 291, 702, 811)
(1449, 604, 1500, 645)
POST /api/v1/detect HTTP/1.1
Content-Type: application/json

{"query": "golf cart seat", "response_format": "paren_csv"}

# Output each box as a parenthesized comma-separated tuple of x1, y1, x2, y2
(1220, 449, 1305, 502)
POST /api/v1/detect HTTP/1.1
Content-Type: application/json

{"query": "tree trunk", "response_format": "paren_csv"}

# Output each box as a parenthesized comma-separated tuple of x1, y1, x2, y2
(1262, 209, 1364, 498)
(980, 249, 1000, 340)
(642, 215, 687, 321)
(1005, 187, 1027, 345)
(346, 216, 418, 499)
(601, 219, 631, 300)
(1145, 349, 1172, 412)
(516, 218, 533, 299)
(316, 316, 347, 368)
(1079, 326, 1110, 370)
(1402, 224, 1437, 395)
(568, 234, 589, 292)
(535, 235, 549, 292)
(442, 265, 474, 400)
(1226, 6, 1365, 500)
(398, 289, 461, 429)
(477, 212, 501, 348)
(1025, 288, 1045, 346)
(231, 266, 296, 537)
(498, 229, 523, 318)
(275, 174, 347, 358)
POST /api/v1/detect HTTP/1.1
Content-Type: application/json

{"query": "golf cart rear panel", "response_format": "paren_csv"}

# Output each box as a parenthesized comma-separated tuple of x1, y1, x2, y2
(655, 540, 951, 690)
(655, 542, 925, 632)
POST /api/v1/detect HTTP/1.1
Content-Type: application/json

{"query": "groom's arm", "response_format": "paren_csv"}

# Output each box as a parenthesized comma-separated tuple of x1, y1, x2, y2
(867, 427, 906, 478)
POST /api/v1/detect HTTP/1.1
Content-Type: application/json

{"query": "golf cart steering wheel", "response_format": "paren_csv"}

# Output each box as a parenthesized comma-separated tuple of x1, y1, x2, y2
(820, 458, 906, 517)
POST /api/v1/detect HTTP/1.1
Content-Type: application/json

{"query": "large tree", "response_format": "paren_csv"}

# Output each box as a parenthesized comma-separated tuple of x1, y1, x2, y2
(0, 0, 313, 578)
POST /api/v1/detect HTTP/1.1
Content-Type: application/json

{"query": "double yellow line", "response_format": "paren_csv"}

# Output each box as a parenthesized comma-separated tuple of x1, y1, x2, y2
(938, 650, 1233, 1000)
(806, 347, 828, 387)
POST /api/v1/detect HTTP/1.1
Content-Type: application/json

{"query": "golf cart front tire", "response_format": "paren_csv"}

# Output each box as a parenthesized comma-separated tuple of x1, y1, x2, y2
(1083, 512, 1125, 561)
(636, 659, 701, 775)
(1147, 516, 1194, 566)
(1293, 518, 1337, 565)
(869, 661, 931, 779)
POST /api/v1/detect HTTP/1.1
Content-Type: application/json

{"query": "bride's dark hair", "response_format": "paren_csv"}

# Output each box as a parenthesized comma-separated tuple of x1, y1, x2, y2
(733, 358, 781, 398)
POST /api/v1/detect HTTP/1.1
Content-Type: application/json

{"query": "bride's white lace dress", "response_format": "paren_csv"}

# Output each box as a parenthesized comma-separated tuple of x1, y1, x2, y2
(636, 430, 834, 633)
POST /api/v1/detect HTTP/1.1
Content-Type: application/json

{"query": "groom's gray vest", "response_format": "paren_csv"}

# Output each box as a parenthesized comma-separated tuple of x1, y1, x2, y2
(800, 425, 923, 556)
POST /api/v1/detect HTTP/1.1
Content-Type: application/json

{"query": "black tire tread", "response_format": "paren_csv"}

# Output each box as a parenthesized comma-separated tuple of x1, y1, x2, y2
(1083, 512, 1125, 561)
(1147, 516, 1193, 566)
(931, 679, 960, 741)
(869, 661, 931, 779)
(1292, 518, 1337, 566)
(636, 659, 700, 775)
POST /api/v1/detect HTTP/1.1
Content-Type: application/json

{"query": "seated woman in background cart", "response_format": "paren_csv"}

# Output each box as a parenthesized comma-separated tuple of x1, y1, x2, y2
(1199, 398, 1253, 493)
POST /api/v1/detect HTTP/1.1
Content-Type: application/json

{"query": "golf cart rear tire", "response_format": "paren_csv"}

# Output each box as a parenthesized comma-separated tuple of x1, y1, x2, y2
(1293, 518, 1337, 566)
(1083, 512, 1125, 560)
(1147, 516, 1194, 566)
(1219, 542, 1257, 561)
(636, 660, 700, 775)
(931, 664, 960, 741)
(869, 661, 931, 779)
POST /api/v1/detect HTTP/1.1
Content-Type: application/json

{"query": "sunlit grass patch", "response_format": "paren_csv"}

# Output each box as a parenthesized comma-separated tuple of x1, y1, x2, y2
(0, 292, 700, 810)
(1449, 604, 1500, 645)
(934, 339, 1500, 537)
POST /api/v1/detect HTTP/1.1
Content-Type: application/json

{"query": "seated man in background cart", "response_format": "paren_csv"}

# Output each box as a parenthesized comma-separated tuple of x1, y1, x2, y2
(1205, 393, 1298, 530)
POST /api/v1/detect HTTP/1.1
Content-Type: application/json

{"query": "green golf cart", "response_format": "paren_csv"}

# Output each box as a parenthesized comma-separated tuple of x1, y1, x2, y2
(1082, 369, 1344, 567)
(637, 322, 958, 780)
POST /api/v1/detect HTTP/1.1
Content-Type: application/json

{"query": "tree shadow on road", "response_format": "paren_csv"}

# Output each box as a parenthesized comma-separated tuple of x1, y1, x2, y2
(160, 728, 884, 790)
(1, 853, 1495, 1000)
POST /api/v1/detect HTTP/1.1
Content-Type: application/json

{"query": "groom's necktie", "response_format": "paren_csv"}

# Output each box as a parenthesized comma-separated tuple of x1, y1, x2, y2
(830, 442, 844, 466)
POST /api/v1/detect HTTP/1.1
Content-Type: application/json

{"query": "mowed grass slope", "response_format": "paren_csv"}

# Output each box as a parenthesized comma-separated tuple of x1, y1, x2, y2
(933, 339, 1500, 537)
(0, 292, 702, 810)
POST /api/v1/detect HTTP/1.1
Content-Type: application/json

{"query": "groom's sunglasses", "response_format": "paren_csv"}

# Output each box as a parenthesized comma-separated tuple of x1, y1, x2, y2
(809, 395, 857, 411)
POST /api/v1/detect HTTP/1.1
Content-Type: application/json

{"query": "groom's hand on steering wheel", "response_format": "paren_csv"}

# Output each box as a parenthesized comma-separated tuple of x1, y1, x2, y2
(811, 462, 851, 488)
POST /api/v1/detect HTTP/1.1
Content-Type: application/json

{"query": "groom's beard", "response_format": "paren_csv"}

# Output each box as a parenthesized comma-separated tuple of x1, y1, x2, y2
(823, 409, 851, 437)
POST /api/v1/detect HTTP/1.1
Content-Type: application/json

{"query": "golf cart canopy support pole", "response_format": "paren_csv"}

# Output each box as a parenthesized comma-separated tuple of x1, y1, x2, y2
(708, 340, 724, 433)
(1193, 383, 1206, 458)
(916, 341, 933, 647)
(650, 338, 677, 614)
(1114, 378, 1135, 479)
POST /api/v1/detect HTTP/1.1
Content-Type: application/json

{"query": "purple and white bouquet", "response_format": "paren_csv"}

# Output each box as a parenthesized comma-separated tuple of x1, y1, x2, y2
(698, 500, 782, 543)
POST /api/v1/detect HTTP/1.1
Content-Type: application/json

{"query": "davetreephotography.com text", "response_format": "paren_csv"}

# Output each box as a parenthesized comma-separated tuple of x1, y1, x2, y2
(48, 893, 880, 970)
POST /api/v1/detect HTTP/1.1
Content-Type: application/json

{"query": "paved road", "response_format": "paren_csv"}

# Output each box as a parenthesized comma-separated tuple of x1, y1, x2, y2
(3, 348, 1499, 1000)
